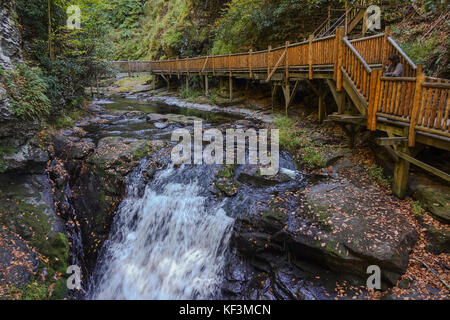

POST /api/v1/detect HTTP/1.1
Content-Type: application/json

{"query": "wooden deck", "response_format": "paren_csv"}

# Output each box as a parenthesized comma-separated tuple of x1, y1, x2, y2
(109, 25, 450, 198)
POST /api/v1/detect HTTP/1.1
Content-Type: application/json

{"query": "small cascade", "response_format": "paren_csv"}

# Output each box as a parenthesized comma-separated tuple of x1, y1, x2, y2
(89, 164, 234, 300)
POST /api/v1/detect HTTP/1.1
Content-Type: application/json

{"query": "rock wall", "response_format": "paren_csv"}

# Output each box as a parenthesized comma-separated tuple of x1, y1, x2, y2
(0, 1, 47, 174)
(0, 0, 22, 69)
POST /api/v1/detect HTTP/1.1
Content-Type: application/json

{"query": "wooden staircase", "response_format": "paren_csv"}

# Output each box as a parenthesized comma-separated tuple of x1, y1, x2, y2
(312, 1, 369, 39)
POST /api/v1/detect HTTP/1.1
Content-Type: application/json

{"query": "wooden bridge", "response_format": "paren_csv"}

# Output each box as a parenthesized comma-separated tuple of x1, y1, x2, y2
(110, 17, 450, 199)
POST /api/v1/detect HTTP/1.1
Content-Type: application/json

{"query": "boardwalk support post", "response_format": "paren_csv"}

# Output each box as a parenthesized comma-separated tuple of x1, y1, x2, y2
(229, 76, 233, 101)
(393, 129, 411, 199)
(408, 69, 425, 147)
(308, 35, 313, 80)
(283, 82, 290, 116)
(205, 75, 209, 96)
(335, 27, 344, 91)
(271, 83, 277, 112)
(318, 94, 325, 124)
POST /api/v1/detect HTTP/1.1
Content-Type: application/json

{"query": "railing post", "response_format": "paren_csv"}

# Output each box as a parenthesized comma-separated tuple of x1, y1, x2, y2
(229, 51, 233, 101)
(327, 5, 331, 31)
(267, 45, 272, 77)
(285, 41, 290, 81)
(344, 2, 348, 35)
(382, 26, 390, 72)
(367, 69, 381, 130)
(212, 53, 215, 76)
(249, 48, 253, 79)
(336, 27, 344, 91)
(176, 57, 180, 79)
(308, 35, 313, 80)
(408, 67, 425, 147)
(228, 51, 231, 76)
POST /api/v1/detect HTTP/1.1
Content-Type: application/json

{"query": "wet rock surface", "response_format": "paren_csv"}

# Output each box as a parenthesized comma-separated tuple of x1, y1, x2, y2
(412, 184, 450, 224)
(47, 105, 168, 276)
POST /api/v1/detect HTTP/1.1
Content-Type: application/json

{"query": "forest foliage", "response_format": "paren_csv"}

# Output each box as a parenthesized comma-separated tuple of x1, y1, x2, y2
(6, 0, 449, 121)
(102, 0, 448, 77)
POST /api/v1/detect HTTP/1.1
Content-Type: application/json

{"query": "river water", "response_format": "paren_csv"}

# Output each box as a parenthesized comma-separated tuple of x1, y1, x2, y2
(85, 97, 303, 300)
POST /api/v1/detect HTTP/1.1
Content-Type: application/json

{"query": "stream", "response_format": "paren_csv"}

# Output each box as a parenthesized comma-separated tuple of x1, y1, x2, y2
(81, 97, 307, 299)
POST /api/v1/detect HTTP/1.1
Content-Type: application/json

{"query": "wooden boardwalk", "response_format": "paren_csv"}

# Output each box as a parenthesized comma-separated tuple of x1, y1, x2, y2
(110, 25, 450, 198)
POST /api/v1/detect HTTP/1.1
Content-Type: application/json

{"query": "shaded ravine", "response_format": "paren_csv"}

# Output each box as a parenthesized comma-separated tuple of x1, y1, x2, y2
(78, 97, 310, 299)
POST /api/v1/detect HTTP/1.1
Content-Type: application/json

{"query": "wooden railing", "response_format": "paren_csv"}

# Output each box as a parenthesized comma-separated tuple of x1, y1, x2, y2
(313, 1, 368, 39)
(410, 79, 450, 143)
(343, 36, 372, 100)
(350, 34, 384, 65)
(369, 73, 450, 146)
(350, 32, 417, 76)
(110, 28, 449, 147)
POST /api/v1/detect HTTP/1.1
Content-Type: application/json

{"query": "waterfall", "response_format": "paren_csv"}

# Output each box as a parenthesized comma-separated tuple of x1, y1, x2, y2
(89, 165, 234, 300)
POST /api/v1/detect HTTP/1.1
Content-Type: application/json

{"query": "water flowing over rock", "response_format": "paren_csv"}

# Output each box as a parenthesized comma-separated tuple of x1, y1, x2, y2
(89, 164, 235, 299)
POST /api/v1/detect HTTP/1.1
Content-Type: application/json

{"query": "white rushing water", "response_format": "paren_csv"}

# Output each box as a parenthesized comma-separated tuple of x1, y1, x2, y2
(89, 167, 235, 300)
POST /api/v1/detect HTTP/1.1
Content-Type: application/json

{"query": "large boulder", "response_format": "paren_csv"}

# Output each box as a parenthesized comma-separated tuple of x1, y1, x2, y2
(413, 184, 450, 224)
(1, 141, 48, 173)
(233, 181, 418, 287)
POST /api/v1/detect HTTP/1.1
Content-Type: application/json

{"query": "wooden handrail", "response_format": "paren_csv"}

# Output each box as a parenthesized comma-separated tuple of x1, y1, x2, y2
(381, 76, 416, 82)
(343, 37, 372, 73)
(387, 36, 417, 71)
(422, 82, 450, 89)
(349, 33, 384, 43)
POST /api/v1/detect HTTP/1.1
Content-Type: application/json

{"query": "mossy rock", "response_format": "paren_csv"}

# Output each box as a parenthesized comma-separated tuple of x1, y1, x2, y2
(215, 180, 241, 197)
(413, 185, 450, 224)
(261, 209, 287, 232)
(217, 165, 236, 179)
(425, 227, 450, 254)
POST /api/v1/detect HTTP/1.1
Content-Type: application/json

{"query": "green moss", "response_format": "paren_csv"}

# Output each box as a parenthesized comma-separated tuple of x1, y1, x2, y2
(304, 200, 334, 231)
(366, 164, 393, 188)
(49, 108, 88, 129)
(179, 87, 202, 103)
(217, 165, 236, 179)
(262, 208, 287, 226)
(114, 75, 152, 92)
(0, 145, 19, 173)
(215, 180, 241, 197)
(132, 141, 153, 160)
(0, 196, 69, 299)
(273, 116, 327, 170)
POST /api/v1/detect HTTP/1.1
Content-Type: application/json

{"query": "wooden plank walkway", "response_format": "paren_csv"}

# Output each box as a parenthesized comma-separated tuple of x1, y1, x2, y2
(109, 25, 450, 198)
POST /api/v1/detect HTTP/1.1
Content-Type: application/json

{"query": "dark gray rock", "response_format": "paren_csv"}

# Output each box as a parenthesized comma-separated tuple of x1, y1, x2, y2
(0, 0, 23, 69)
(413, 184, 450, 224)
(2, 141, 48, 172)
(425, 227, 450, 254)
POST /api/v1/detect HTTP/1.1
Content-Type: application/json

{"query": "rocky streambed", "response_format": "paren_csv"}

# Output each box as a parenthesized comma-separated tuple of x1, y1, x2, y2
(0, 94, 437, 300)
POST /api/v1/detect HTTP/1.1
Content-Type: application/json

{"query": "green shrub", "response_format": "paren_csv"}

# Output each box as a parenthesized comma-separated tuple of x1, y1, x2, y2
(0, 64, 51, 120)
(366, 164, 392, 187)
(273, 116, 302, 151)
(179, 87, 202, 102)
